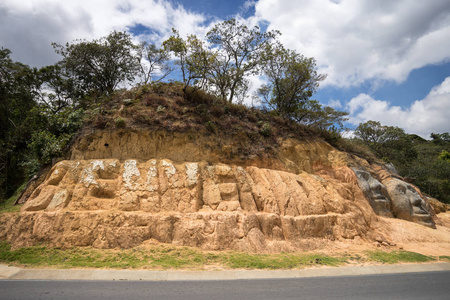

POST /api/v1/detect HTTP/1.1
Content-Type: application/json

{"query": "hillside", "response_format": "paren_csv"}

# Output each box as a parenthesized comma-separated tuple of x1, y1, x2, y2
(1, 83, 449, 256)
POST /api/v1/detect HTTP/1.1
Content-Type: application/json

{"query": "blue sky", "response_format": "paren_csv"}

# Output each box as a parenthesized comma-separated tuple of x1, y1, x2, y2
(1, 0, 449, 138)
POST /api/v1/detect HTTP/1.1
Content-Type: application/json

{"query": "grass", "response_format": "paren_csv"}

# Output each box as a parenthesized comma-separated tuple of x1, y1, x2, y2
(0, 184, 25, 214)
(0, 241, 441, 270)
(366, 250, 435, 264)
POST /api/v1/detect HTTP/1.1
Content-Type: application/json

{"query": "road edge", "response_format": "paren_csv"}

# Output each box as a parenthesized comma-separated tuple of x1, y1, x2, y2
(1, 262, 450, 281)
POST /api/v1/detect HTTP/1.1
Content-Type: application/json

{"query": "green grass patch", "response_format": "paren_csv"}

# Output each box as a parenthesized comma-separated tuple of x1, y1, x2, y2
(0, 241, 349, 270)
(224, 252, 346, 269)
(366, 250, 435, 264)
(0, 241, 442, 270)
(0, 184, 25, 214)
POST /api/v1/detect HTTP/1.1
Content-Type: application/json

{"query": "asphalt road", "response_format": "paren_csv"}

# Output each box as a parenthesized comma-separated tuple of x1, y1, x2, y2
(1, 271, 449, 300)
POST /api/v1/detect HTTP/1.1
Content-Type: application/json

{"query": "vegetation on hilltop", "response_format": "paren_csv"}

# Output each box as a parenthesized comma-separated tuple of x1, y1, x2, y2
(348, 121, 450, 203)
(0, 19, 449, 205)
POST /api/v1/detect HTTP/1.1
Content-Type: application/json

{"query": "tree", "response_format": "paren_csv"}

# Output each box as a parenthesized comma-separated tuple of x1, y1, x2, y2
(297, 102, 349, 130)
(431, 132, 450, 144)
(206, 18, 279, 103)
(258, 43, 335, 126)
(34, 64, 76, 114)
(354, 121, 417, 164)
(52, 31, 139, 98)
(163, 30, 214, 97)
(0, 48, 38, 199)
(354, 120, 387, 144)
(136, 42, 172, 85)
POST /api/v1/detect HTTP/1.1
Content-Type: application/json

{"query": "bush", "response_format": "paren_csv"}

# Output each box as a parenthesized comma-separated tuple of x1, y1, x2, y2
(115, 117, 126, 128)
(260, 123, 272, 137)
(206, 121, 216, 133)
(29, 131, 71, 165)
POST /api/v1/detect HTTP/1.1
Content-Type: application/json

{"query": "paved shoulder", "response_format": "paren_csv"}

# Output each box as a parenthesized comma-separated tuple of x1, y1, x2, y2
(0, 265, 21, 279)
(1, 262, 450, 281)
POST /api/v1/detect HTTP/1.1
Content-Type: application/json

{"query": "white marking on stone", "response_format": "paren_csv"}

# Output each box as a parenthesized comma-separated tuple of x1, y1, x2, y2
(123, 160, 141, 190)
(162, 160, 176, 178)
(146, 160, 158, 191)
(80, 160, 105, 187)
(185, 163, 199, 186)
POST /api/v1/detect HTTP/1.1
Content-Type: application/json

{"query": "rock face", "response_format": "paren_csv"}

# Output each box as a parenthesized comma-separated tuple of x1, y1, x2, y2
(352, 169, 393, 218)
(0, 130, 441, 251)
(384, 178, 435, 228)
(1, 158, 377, 251)
(351, 167, 435, 228)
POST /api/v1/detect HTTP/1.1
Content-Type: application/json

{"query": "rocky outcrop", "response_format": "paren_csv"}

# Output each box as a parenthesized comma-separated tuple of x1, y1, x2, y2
(352, 166, 435, 228)
(0, 130, 443, 251)
(1, 156, 378, 251)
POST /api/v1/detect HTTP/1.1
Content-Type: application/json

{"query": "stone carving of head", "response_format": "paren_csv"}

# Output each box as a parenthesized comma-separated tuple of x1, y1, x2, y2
(384, 178, 435, 228)
(352, 169, 393, 217)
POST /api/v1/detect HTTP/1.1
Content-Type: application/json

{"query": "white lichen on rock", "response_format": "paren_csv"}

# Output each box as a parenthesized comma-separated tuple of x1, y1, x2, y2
(123, 160, 141, 190)
(185, 163, 199, 187)
(80, 160, 105, 187)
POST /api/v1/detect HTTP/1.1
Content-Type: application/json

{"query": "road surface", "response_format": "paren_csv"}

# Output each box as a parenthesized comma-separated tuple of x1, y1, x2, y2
(1, 271, 449, 299)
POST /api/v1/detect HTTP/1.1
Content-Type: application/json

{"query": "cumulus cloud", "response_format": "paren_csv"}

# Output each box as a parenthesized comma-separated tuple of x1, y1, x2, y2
(254, 0, 450, 87)
(347, 76, 450, 138)
(0, 0, 207, 66)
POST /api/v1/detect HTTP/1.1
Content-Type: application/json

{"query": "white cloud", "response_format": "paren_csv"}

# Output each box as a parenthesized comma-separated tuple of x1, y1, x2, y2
(347, 76, 450, 138)
(0, 0, 207, 66)
(254, 0, 450, 87)
(327, 99, 342, 109)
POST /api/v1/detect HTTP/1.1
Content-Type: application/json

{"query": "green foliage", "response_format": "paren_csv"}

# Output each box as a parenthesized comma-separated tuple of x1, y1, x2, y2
(355, 120, 449, 203)
(29, 131, 69, 165)
(431, 132, 450, 144)
(258, 43, 324, 117)
(354, 121, 417, 165)
(0, 183, 25, 213)
(439, 150, 450, 162)
(115, 117, 126, 128)
(205, 121, 216, 133)
(136, 42, 172, 85)
(163, 30, 211, 98)
(205, 18, 279, 103)
(0, 48, 39, 199)
(53, 31, 139, 99)
(259, 122, 272, 137)
(258, 43, 346, 129)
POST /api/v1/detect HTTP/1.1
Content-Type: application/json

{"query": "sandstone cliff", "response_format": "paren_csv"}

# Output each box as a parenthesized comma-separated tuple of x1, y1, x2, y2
(1, 129, 448, 252)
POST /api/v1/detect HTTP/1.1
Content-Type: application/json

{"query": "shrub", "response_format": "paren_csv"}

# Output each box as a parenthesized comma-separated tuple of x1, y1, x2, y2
(206, 121, 216, 133)
(260, 123, 272, 137)
(115, 117, 126, 128)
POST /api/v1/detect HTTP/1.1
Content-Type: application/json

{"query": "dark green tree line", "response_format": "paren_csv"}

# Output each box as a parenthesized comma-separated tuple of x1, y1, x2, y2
(354, 121, 449, 203)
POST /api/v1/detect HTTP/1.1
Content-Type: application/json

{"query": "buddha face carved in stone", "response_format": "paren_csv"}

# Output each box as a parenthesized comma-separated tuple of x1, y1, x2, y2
(352, 169, 393, 217)
(384, 178, 435, 228)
